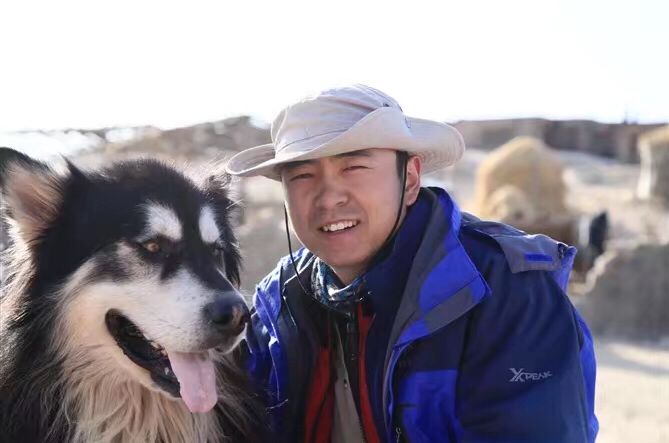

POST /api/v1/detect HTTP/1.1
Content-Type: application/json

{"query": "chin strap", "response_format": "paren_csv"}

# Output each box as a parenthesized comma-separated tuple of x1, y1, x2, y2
(283, 151, 410, 298)
(284, 204, 313, 297)
(375, 151, 409, 263)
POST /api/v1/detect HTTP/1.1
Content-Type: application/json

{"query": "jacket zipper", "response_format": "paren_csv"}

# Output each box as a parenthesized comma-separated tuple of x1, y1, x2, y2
(359, 420, 368, 443)
(392, 365, 411, 443)
(346, 314, 358, 368)
(383, 341, 412, 442)
(347, 308, 368, 443)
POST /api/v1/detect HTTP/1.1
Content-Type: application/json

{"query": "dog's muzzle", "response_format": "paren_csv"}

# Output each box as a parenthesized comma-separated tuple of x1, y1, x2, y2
(202, 292, 250, 336)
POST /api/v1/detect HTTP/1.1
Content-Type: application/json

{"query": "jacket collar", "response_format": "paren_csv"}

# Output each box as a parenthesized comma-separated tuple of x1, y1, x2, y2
(387, 186, 492, 347)
(361, 189, 432, 316)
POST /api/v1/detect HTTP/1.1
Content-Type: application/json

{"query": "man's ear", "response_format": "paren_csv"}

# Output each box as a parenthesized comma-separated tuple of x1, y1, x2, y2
(403, 154, 422, 206)
(0, 147, 67, 245)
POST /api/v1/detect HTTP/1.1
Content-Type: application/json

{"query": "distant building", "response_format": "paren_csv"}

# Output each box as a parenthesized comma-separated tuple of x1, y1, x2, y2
(451, 118, 666, 163)
(636, 125, 669, 206)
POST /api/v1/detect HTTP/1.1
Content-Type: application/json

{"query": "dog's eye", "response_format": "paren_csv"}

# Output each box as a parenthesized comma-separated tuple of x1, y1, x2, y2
(141, 241, 161, 253)
(211, 239, 225, 255)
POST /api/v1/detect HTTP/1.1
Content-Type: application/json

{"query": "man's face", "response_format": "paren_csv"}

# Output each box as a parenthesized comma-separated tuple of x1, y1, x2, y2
(281, 148, 421, 284)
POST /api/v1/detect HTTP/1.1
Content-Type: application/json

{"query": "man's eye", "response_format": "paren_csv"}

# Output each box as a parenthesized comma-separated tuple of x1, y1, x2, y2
(290, 173, 313, 181)
(345, 165, 368, 171)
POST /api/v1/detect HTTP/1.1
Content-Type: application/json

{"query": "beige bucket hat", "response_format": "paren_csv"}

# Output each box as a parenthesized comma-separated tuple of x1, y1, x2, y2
(225, 84, 465, 181)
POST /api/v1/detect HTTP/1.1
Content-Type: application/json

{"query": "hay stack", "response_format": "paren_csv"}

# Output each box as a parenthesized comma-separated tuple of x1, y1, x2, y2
(474, 136, 569, 222)
(483, 184, 537, 225)
(636, 125, 669, 206)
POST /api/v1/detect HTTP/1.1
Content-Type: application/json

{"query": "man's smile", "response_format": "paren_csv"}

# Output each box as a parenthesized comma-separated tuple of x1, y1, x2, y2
(319, 220, 359, 232)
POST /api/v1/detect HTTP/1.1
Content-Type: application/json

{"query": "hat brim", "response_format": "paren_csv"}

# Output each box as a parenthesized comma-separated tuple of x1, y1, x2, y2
(225, 106, 465, 181)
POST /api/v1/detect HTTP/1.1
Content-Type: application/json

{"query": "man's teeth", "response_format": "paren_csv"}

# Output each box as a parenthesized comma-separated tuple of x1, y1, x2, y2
(322, 221, 358, 232)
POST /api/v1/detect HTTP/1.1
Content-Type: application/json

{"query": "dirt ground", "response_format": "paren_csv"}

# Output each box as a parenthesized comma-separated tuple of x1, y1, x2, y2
(594, 337, 669, 442)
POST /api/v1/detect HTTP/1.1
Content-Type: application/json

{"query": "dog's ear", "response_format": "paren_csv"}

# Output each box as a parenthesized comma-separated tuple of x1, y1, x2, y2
(204, 172, 233, 196)
(0, 147, 67, 245)
(201, 160, 240, 204)
(0, 147, 44, 188)
(204, 168, 245, 223)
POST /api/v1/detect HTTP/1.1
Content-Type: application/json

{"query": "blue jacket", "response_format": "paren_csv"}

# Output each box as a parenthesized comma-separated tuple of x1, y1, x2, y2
(243, 187, 598, 443)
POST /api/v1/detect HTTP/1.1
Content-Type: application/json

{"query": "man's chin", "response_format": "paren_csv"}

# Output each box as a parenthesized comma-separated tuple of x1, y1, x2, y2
(316, 255, 370, 282)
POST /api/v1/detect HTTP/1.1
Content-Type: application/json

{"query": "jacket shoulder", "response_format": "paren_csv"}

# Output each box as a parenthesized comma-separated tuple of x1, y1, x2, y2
(453, 214, 595, 442)
(255, 248, 312, 293)
(459, 212, 576, 290)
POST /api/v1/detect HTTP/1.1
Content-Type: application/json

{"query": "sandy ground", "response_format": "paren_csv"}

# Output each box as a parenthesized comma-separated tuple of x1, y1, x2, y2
(594, 338, 669, 443)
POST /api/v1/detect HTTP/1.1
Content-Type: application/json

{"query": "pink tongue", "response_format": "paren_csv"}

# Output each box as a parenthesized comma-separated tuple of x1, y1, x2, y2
(167, 351, 218, 413)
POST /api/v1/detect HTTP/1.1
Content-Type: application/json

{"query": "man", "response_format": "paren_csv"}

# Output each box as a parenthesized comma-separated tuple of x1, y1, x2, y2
(226, 84, 598, 443)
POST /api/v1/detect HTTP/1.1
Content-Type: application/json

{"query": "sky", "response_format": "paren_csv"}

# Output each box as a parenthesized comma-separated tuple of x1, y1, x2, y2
(1, 0, 667, 133)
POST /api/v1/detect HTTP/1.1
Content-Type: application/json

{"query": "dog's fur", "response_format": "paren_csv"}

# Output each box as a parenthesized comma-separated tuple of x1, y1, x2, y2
(0, 148, 269, 443)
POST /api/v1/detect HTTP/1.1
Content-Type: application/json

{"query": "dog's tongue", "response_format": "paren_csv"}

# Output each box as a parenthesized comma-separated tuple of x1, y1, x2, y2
(167, 351, 218, 413)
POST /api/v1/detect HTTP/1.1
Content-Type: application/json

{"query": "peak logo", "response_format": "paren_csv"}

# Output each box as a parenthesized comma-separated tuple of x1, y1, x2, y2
(509, 368, 553, 382)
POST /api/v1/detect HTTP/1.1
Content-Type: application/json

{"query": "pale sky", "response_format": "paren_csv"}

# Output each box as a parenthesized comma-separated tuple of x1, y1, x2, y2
(1, 0, 667, 133)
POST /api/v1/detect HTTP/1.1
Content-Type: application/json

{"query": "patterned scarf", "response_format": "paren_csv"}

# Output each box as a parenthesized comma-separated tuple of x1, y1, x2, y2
(310, 257, 366, 316)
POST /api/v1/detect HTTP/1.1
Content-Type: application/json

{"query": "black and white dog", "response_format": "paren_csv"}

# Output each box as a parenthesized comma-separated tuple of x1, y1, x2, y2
(0, 147, 267, 443)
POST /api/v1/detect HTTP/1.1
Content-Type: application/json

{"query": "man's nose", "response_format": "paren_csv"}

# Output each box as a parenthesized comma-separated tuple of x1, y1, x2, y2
(315, 176, 348, 210)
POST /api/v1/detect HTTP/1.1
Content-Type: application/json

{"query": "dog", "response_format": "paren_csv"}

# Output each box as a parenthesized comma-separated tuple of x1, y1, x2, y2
(0, 147, 268, 443)
(573, 209, 610, 275)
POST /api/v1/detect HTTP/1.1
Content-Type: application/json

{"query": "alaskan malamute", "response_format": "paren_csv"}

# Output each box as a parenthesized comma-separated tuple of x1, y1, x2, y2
(0, 147, 267, 443)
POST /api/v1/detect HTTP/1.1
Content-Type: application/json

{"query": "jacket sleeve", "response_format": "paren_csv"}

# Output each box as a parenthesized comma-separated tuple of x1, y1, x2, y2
(241, 289, 274, 407)
(455, 264, 595, 443)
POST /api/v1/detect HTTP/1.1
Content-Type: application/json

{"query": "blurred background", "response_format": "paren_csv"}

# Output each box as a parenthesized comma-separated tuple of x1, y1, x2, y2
(1, 0, 667, 441)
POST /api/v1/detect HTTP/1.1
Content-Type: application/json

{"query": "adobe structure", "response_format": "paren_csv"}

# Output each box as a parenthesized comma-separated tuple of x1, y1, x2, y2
(452, 118, 665, 163)
(636, 125, 669, 207)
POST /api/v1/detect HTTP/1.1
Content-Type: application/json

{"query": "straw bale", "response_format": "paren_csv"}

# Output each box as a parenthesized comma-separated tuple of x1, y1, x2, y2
(474, 136, 569, 221)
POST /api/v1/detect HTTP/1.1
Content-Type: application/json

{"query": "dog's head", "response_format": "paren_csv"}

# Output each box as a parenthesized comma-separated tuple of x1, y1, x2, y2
(0, 147, 248, 414)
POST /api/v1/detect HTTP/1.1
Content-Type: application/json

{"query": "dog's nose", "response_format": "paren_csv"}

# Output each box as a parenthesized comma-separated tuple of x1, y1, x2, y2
(203, 296, 250, 331)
